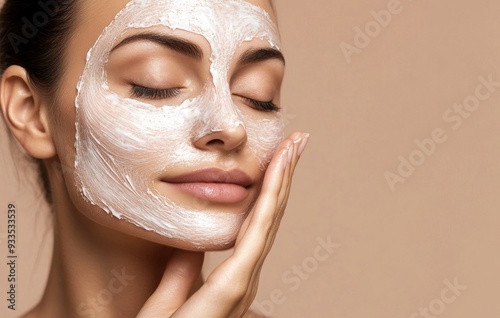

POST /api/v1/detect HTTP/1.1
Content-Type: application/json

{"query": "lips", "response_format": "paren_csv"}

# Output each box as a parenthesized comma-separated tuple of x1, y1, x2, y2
(160, 168, 253, 204)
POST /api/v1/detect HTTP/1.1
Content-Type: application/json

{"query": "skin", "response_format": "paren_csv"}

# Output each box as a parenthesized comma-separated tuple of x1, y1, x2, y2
(0, 0, 308, 317)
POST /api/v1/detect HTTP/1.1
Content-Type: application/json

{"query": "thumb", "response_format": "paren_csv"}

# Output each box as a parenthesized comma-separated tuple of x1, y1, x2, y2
(137, 249, 204, 317)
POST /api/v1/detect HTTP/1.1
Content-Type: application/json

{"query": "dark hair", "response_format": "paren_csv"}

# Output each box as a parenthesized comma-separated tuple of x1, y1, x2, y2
(0, 0, 79, 202)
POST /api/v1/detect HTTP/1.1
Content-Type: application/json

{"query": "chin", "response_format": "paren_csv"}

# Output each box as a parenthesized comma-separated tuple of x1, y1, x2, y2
(165, 235, 239, 252)
(125, 219, 244, 252)
(83, 204, 248, 252)
(142, 211, 247, 251)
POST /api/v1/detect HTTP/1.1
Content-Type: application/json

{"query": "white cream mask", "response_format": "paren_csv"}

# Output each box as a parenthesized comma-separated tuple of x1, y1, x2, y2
(74, 0, 284, 248)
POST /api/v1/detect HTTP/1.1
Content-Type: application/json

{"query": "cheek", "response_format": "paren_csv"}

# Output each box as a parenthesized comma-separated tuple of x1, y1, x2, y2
(244, 112, 285, 170)
(48, 45, 89, 168)
(47, 95, 78, 179)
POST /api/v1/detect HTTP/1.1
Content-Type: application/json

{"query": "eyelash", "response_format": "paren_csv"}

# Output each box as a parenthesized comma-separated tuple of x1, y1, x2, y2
(242, 97, 280, 112)
(130, 85, 181, 100)
(130, 85, 280, 112)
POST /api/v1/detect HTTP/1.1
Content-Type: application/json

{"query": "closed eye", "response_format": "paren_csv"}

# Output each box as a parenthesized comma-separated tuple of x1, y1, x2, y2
(130, 85, 182, 100)
(242, 97, 280, 112)
(130, 85, 280, 112)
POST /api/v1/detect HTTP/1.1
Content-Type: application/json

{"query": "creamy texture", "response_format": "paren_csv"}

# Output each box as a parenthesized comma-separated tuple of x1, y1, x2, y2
(74, 0, 284, 248)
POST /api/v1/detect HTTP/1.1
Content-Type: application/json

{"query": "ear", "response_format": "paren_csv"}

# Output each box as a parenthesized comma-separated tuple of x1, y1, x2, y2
(1, 65, 56, 159)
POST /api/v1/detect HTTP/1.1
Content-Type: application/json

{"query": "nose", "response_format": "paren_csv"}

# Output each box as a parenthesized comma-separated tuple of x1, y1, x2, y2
(193, 123, 247, 152)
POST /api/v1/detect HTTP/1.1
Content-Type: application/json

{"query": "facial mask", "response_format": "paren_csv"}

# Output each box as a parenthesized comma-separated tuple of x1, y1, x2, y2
(74, 0, 284, 248)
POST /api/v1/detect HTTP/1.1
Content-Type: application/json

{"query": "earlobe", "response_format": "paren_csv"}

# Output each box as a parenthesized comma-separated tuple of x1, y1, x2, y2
(1, 65, 56, 159)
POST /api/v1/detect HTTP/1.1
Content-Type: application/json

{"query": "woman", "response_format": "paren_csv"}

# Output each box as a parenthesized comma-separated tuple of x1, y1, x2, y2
(0, 0, 308, 317)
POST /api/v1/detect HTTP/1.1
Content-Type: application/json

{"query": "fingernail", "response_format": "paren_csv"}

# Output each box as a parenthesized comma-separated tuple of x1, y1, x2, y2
(298, 134, 310, 156)
(287, 144, 294, 163)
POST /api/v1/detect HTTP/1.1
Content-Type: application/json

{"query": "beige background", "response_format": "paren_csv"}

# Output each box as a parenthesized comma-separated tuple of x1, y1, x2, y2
(2, 0, 500, 317)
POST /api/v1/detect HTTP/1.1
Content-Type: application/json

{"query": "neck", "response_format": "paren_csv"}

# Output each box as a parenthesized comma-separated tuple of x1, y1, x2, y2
(27, 176, 176, 318)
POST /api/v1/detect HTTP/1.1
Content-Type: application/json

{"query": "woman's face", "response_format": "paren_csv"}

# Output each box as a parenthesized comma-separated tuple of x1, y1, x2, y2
(50, 0, 285, 250)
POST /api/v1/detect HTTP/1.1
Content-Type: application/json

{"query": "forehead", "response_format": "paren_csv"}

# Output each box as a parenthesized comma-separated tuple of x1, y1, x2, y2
(79, 0, 282, 79)
(84, 0, 277, 26)
(104, 0, 280, 49)
(87, 0, 279, 46)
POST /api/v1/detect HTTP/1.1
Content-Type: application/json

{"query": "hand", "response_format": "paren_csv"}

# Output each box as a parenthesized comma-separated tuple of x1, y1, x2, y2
(137, 132, 310, 318)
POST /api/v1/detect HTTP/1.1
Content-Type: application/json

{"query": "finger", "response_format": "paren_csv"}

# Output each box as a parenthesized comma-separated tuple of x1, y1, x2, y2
(172, 140, 292, 317)
(232, 133, 310, 312)
(260, 133, 309, 261)
(278, 132, 309, 209)
(235, 132, 306, 243)
(234, 132, 308, 269)
(172, 134, 307, 318)
(137, 250, 204, 317)
(231, 140, 291, 266)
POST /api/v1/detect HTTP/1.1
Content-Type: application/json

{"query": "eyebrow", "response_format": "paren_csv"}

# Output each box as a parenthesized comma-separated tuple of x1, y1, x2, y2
(111, 32, 203, 60)
(238, 47, 286, 66)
